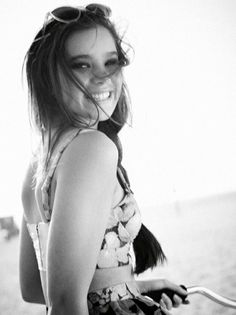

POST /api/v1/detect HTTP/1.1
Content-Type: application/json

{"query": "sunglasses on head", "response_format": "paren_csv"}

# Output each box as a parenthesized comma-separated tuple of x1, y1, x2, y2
(47, 3, 111, 24)
(32, 4, 112, 55)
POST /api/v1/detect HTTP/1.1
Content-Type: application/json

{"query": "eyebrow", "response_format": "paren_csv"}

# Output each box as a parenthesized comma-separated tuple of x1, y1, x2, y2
(69, 51, 118, 62)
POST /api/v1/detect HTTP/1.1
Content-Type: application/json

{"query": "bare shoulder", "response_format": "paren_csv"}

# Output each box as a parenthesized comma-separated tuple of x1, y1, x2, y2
(76, 129, 118, 154)
(61, 129, 118, 166)
(54, 129, 118, 182)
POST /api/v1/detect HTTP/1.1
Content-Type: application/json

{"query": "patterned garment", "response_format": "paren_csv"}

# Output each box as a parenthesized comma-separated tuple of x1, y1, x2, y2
(97, 192, 141, 269)
(27, 128, 164, 314)
(88, 282, 163, 314)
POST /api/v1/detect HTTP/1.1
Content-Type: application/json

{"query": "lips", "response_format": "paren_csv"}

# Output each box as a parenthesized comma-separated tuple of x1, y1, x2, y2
(91, 91, 111, 102)
(84, 89, 113, 102)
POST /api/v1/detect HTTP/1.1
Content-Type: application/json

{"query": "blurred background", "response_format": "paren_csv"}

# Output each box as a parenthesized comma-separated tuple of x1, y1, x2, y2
(0, 0, 236, 314)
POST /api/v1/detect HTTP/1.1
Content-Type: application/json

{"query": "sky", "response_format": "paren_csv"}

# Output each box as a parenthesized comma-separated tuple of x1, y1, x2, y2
(0, 0, 236, 225)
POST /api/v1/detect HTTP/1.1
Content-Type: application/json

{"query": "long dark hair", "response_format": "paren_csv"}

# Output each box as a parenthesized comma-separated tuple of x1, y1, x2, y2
(24, 4, 166, 275)
(117, 164, 166, 275)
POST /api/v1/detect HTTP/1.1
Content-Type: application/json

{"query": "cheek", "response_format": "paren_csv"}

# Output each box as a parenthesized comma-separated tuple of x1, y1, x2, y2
(62, 85, 81, 108)
(114, 73, 123, 99)
(61, 84, 87, 116)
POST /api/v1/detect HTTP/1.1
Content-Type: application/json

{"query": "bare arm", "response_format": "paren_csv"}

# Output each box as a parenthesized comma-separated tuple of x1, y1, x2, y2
(19, 217, 45, 304)
(19, 163, 45, 304)
(47, 131, 118, 314)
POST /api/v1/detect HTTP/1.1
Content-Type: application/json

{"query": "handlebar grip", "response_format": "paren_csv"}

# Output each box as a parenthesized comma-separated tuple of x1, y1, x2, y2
(142, 284, 189, 304)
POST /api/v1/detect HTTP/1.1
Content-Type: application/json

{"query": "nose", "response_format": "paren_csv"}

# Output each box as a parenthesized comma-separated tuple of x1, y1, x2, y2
(90, 65, 109, 84)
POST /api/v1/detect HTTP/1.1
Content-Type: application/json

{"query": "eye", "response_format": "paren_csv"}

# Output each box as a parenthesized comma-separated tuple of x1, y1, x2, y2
(105, 58, 120, 68)
(71, 62, 91, 71)
(104, 58, 122, 75)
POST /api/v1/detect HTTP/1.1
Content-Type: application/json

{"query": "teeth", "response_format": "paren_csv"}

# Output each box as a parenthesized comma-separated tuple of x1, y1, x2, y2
(92, 92, 110, 101)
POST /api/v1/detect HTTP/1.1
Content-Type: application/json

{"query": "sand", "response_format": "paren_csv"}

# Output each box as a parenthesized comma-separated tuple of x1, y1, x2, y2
(139, 192, 236, 315)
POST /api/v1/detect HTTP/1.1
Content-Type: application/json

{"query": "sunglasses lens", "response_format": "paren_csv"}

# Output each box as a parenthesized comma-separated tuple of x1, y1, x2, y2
(51, 7, 81, 22)
(86, 4, 111, 18)
(49, 4, 111, 25)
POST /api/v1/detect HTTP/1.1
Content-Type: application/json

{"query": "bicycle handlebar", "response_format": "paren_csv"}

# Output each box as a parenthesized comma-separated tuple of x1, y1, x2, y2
(143, 285, 236, 309)
(187, 286, 236, 309)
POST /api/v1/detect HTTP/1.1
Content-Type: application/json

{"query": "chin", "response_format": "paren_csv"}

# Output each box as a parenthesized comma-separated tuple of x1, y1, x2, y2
(83, 97, 118, 123)
(99, 105, 117, 120)
(98, 112, 113, 122)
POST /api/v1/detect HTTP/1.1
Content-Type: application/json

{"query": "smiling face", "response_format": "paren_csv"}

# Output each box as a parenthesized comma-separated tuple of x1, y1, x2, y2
(62, 25, 123, 126)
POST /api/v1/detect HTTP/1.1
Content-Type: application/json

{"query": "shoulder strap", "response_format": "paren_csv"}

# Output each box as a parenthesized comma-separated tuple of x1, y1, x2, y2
(117, 166, 133, 194)
(40, 128, 81, 221)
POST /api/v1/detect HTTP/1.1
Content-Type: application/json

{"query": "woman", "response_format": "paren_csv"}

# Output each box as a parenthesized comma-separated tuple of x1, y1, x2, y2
(20, 4, 188, 314)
